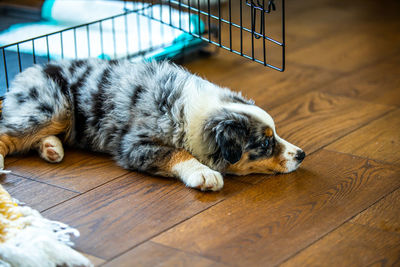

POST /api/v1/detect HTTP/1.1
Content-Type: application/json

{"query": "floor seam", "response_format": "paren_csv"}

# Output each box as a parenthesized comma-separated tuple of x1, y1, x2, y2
(324, 148, 400, 168)
(307, 108, 396, 155)
(5, 172, 80, 193)
(40, 171, 130, 213)
(276, 184, 400, 266)
(100, 183, 254, 265)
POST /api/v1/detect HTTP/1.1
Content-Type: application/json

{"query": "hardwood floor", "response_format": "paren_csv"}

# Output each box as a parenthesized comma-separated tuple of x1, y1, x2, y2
(1, 0, 400, 266)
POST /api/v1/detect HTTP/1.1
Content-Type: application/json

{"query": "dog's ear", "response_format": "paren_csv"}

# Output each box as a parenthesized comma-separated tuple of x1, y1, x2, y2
(216, 122, 244, 164)
(208, 112, 250, 164)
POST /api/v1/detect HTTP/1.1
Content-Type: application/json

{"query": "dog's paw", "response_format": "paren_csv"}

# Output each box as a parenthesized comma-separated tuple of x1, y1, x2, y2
(39, 136, 64, 163)
(185, 169, 224, 191)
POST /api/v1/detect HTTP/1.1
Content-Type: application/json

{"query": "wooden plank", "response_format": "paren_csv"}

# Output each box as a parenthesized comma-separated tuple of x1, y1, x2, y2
(288, 30, 400, 73)
(283, 0, 400, 50)
(322, 54, 400, 107)
(327, 109, 400, 165)
(1, 174, 77, 212)
(6, 149, 129, 193)
(184, 50, 339, 110)
(280, 222, 400, 267)
(4, 153, 25, 166)
(217, 62, 338, 110)
(226, 173, 266, 185)
(351, 188, 400, 234)
(152, 150, 400, 266)
(267, 91, 393, 155)
(103, 241, 226, 267)
(43, 172, 250, 260)
(0, 0, 44, 9)
(80, 253, 106, 267)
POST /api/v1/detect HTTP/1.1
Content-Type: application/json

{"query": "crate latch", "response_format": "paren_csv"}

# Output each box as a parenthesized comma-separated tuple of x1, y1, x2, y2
(246, 0, 276, 39)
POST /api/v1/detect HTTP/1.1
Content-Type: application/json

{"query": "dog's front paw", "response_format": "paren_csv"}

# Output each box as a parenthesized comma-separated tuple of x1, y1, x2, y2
(185, 169, 224, 191)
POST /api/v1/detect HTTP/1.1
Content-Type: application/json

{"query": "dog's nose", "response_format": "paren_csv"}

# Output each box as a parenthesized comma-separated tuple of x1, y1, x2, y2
(295, 150, 306, 163)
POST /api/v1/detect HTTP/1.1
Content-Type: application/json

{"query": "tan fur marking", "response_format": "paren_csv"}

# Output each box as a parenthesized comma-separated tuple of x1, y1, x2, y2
(0, 117, 70, 158)
(164, 149, 194, 171)
(265, 127, 273, 137)
(226, 152, 287, 175)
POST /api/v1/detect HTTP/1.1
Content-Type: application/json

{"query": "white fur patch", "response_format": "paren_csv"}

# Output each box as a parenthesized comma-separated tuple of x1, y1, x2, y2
(38, 136, 64, 163)
(275, 135, 303, 173)
(223, 103, 276, 131)
(0, 154, 11, 174)
(172, 159, 224, 191)
(182, 78, 225, 159)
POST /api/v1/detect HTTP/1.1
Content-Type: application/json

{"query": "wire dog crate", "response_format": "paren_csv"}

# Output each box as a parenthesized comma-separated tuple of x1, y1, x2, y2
(0, 0, 285, 98)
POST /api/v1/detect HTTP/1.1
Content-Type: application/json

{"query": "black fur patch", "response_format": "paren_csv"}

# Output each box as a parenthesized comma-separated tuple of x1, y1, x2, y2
(43, 64, 68, 94)
(117, 126, 130, 160)
(28, 115, 39, 124)
(15, 92, 28, 104)
(68, 60, 86, 75)
(157, 73, 181, 113)
(131, 85, 144, 107)
(38, 102, 54, 114)
(70, 65, 92, 143)
(91, 67, 111, 130)
(223, 94, 254, 105)
(204, 110, 250, 165)
(127, 143, 174, 173)
(29, 87, 39, 100)
(109, 59, 119, 66)
(216, 122, 247, 164)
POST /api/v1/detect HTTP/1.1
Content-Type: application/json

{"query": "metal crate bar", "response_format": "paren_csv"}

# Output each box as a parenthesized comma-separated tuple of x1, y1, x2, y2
(0, 1, 285, 97)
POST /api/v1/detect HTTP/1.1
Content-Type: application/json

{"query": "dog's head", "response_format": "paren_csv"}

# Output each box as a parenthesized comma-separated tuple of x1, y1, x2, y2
(204, 104, 305, 175)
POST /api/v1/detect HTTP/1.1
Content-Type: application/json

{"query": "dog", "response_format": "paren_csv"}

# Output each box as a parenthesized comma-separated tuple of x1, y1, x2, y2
(0, 59, 305, 191)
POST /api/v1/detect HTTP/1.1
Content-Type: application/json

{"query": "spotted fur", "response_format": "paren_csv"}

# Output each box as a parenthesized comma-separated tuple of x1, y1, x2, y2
(0, 59, 305, 190)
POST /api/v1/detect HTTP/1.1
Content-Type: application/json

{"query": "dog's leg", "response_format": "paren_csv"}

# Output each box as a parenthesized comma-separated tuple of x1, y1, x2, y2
(0, 118, 70, 171)
(35, 135, 64, 163)
(123, 145, 223, 191)
(167, 149, 224, 191)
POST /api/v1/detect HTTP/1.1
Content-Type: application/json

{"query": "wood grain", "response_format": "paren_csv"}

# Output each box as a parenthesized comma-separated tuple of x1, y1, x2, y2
(43, 172, 249, 260)
(185, 50, 339, 110)
(104, 241, 226, 267)
(6, 149, 129, 193)
(1, 0, 399, 265)
(288, 30, 400, 73)
(267, 91, 393, 155)
(0, 0, 44, 9)
(351, 188, 400, 234)
(280, 222, 400, 267)
(226, 173, 267, 185)
(322, 54, 400, 107)
(327, 109, 400, 165)
(3, 153, 25, 166)
(0, 174, 77, 212)
(152, 150, 400, 266)
(217, 61, 338, 110)
(80, 253, 105, 267)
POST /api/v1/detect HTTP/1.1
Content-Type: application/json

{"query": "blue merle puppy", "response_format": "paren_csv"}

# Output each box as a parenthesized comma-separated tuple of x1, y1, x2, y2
(0, 59, 305, 191)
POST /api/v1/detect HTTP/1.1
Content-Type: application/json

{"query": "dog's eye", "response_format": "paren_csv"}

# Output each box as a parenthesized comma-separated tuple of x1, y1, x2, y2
(262, 139, 269, 148)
